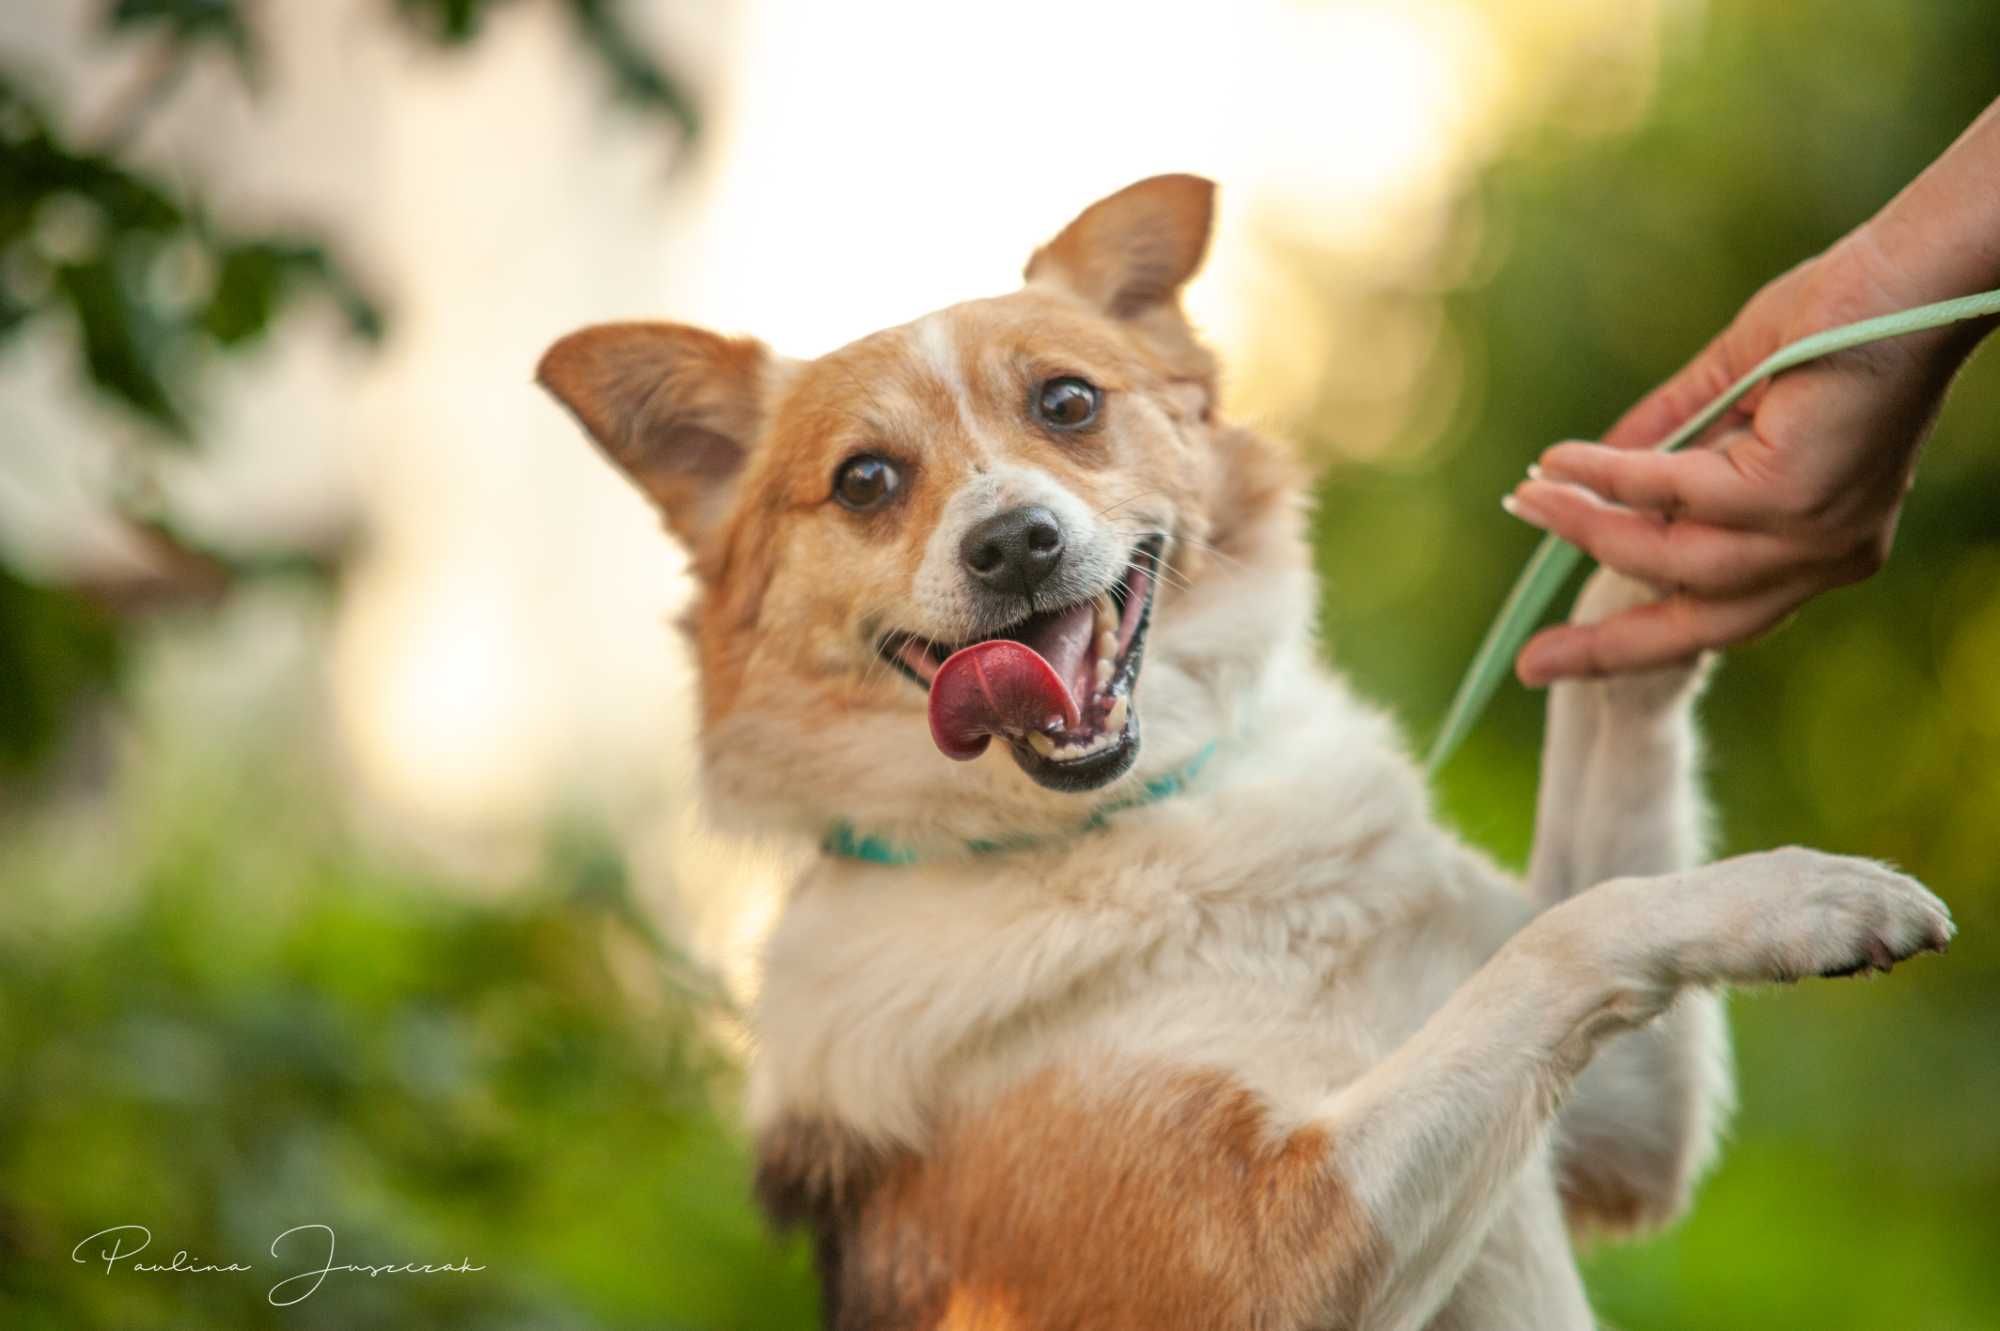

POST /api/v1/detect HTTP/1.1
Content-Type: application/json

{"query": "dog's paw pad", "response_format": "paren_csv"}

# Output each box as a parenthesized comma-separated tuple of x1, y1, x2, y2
(1818, 935, 1902, 979)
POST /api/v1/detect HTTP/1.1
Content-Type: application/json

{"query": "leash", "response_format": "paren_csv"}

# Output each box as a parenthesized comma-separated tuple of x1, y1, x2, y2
(823, 741, 1219, 865)
(1425, 287, 2000, 773)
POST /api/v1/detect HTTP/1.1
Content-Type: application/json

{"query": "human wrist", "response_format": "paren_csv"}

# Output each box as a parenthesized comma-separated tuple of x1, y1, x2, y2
(1831, 215, 1997, 373)
(1863, 99, 2000, 300)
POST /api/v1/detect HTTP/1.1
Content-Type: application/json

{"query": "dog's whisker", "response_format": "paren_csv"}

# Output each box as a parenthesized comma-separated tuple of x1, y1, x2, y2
(1168, 533, 1243, 570)
(1102, 521, 1211, 582)
(1130, 551, 1195, 594)
(1096, 490, 1168, 521)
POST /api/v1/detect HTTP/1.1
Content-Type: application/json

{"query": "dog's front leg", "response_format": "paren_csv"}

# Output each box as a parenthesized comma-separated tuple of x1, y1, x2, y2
(1521, 569, 1733, 1233)
(1316, 849, 1949, 1331)
(1527, 568, 1711, 900)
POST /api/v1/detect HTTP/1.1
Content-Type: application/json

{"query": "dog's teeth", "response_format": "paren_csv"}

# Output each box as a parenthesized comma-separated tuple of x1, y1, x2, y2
(1094, 658, 1114, 690)
(1097, 629, 1117, 660)
(1095, 594, 1116, 634)
(1028, 731, 1056, 758)
(1106, 696, 1128, 731)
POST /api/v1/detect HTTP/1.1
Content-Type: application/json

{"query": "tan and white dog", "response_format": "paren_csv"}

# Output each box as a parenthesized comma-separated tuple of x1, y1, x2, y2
(538, 176, 1953, 1331)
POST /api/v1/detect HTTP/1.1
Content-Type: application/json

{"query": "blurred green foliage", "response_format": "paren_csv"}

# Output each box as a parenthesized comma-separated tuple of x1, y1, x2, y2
(0, 76, 382, 437)
(1, 0, 693, 439)
(0, 568, 119, 780)
(2, 1, 1997, 1328)
(0, 712, 816, 1329)
(394, 0, 700, 133)
(105, 0, 256, 83)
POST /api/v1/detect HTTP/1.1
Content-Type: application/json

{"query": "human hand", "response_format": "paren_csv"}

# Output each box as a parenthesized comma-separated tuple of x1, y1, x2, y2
(1503, 231, 1989, 685)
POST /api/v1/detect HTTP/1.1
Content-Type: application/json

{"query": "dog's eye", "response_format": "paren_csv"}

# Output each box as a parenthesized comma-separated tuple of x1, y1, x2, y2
(1035, 377, 1100, 430)
(832, 454, 900, 510)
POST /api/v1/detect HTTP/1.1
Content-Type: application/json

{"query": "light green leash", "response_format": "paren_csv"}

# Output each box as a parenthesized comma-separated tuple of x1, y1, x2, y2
(1426, 287, 2000, 773)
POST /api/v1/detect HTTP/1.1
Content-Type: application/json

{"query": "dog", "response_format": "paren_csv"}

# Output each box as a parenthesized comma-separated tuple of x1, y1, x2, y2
(537, 175, 1954, 1330)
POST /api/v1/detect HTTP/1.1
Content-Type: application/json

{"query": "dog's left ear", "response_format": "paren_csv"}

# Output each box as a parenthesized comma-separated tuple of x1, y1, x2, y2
(1025, 174, 1215, 318)
(537, 322, 777, 574)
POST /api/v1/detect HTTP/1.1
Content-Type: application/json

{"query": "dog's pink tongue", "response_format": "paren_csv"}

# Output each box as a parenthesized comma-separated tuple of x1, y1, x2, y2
(928, 640, 1081, 760)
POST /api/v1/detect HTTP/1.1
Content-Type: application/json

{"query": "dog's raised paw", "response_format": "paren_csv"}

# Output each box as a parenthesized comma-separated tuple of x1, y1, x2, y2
(1663, 847, 1955, 988)
(1809, 893, 1953, 979)
(1754, 849, 1953, 984)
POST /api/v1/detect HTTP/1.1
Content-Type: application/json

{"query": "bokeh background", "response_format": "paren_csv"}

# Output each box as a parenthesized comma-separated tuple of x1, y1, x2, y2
(3, 2, 1996, 1328)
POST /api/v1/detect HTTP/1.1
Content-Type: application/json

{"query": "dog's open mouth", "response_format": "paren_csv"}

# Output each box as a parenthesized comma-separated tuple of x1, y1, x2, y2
(879, 536, 1162, 792)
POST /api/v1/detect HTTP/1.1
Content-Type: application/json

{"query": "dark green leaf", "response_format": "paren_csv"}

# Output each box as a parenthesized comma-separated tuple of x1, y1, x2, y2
(393, 0, 509, 45)
(0, 567, 123, 782)
(56, 252, 189, 436)
(563, 0, 700, 139)
(198, 241, 284, 346)
(105, 0, 256, 79)
(0, 78, 384, 441)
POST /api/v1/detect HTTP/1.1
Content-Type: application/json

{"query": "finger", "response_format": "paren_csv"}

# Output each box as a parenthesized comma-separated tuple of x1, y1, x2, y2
(1503, 478, 1801, 596)
(1532, 439, 1773, 530)
(1515, 582, 1803, 686)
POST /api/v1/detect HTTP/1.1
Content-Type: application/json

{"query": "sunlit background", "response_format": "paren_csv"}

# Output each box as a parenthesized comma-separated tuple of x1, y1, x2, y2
(3, 2, 1996, 1328)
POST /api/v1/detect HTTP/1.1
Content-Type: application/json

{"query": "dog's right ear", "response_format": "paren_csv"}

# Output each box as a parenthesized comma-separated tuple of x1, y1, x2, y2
(537, 322, 774, 571)
(1024, 174, 1215, 319)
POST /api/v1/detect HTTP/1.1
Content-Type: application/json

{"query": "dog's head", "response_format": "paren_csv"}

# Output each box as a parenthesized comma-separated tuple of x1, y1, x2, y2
(539, 176, 1310, 846)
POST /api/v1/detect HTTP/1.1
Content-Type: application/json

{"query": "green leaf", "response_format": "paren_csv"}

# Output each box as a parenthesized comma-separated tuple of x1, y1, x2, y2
(393, 0, 508, 45)
(105, 0, 257, 80)
(563, 0, 700, 139)
(0, 566, 123, 782)
(200, 239, 386, 346)
(56, 251, 190, 437)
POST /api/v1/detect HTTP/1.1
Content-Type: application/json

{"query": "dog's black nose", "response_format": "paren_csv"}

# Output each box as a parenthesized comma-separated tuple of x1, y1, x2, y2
(960, 505, 1066, 596)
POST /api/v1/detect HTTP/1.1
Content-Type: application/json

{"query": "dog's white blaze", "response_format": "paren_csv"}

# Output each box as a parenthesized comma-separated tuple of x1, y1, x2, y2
(914, 312, 971, 422)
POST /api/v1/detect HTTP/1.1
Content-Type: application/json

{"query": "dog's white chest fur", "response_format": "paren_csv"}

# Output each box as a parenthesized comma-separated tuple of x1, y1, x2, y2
(747, 659, 1514, 1152)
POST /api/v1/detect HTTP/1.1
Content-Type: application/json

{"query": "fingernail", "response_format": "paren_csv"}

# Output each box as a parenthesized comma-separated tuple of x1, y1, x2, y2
(1501, 491, 1548, 527)
(1526, 463, 1544, 481)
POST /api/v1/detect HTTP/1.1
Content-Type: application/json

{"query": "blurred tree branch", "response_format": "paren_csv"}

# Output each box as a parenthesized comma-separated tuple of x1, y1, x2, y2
(0, 0, 699, 789)
(1, 76, 384, 436)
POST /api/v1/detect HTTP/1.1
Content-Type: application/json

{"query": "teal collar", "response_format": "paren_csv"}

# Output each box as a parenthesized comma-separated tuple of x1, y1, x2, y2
(822, 742, 1219, 866)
